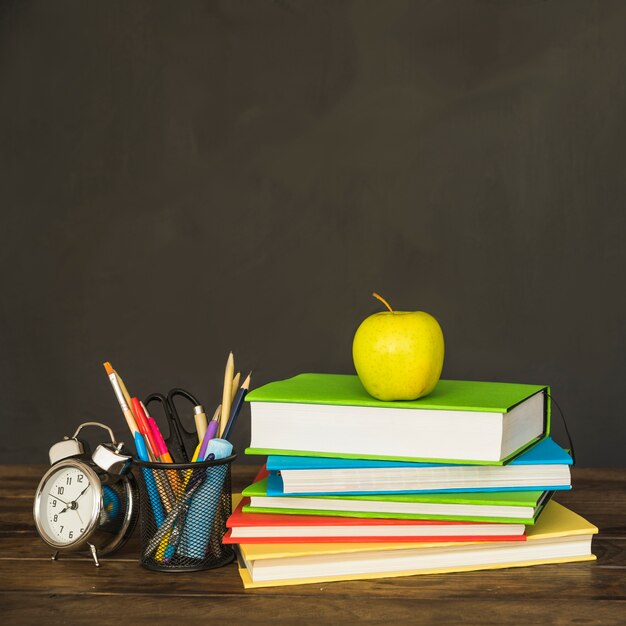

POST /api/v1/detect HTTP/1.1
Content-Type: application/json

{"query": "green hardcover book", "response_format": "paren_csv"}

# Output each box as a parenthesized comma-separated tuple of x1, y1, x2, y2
(245, 374, 550, 465)
(242, 478, 551, 525)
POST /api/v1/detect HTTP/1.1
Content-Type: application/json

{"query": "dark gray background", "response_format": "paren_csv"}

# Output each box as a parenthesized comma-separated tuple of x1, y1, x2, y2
(1, 1, 624, 465)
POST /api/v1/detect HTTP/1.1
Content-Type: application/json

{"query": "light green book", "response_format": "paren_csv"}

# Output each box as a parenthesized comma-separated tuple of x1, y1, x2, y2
(246, 374, 550, 465)
(242, 478, 551, 524)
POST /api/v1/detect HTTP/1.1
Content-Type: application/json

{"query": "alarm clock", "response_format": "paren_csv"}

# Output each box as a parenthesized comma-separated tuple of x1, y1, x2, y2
(33, 422, 138, 566)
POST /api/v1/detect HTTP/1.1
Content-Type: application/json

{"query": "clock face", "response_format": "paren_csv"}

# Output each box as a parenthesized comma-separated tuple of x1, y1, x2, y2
(35, 463, 99, 546)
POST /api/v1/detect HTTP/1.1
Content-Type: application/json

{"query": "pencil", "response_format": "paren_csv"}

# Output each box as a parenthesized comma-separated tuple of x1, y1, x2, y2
(219, 352, 235, 437)
(223, 371, 252, 441)
(230, 372, 241, 403)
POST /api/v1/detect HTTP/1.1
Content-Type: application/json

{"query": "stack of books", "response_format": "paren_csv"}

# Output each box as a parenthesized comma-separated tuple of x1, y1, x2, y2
(226, 374, 597, 588)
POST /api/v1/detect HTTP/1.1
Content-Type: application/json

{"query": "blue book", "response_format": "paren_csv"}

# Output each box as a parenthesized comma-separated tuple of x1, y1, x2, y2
(266, 437, 572, 496)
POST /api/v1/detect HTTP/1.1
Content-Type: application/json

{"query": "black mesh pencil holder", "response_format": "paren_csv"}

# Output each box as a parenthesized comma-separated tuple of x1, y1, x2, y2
(134, 454, 236, 572)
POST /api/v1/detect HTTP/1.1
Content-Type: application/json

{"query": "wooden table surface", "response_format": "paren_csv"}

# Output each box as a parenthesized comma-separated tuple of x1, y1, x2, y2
(1, 465, 624, 625)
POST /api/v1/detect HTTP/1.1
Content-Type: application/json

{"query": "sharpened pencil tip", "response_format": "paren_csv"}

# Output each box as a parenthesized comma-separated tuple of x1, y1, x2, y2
(242, 372, 252, 389)
(211, 404, 222, 421)
(103, 362, 114, 375)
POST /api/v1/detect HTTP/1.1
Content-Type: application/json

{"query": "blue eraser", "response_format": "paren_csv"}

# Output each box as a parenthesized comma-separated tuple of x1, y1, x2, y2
(204, 438, 233, 461)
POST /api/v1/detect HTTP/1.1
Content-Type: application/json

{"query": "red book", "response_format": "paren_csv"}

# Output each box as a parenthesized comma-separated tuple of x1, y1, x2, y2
(223, 497, 527, 544)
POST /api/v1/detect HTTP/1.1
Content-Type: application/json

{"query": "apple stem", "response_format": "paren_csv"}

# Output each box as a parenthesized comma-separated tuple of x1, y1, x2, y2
(372, 292, 394, 313)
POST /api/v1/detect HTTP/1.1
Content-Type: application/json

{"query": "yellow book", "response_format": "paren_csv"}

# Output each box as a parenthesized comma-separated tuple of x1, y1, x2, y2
(236, 500, 598, 588)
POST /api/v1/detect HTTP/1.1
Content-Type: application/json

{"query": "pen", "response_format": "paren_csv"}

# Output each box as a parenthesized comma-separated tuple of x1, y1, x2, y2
(147, 416, 172, 462)
(144, 471, 207, 557)
(140, 400, 167, 457)
(131, 397, 160, 461)
(140, 401, 172, 460)
(223, 371, 251, 441)
(219, 352, 235, 437)
(198, 404, 221, 461)
(136, 425, 175, 560)
(135, 432, 165, 527)
(161, 452, 216, 562)
(139, 400, 183, 501)
(193, 405, 208, 443)
(179, 442, 203, 495)
(162, 508, 187, 562)
(177, 439, 233, 559)
(134, 430, 149, 462)
(130, 400, 179, 515)
(147, 417, 183, 500)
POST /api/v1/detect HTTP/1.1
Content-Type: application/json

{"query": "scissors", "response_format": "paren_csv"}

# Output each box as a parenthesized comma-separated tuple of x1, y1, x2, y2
(143, 388, 202, 463)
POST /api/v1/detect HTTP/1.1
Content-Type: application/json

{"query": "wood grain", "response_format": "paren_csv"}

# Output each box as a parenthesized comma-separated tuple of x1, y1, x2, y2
(2, 595, 626, 626)
(1, 465, 624, 625)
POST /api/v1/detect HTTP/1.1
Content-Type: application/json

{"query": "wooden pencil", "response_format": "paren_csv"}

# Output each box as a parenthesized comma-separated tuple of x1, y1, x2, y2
(223, 371, 252, 441)
(219, 352, 235, 437)
(231, 372, 241, 403)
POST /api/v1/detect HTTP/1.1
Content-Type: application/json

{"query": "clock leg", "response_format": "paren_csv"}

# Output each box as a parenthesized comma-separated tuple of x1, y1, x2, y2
(88, 543, 100, 567)
(51, 551, 59, 561)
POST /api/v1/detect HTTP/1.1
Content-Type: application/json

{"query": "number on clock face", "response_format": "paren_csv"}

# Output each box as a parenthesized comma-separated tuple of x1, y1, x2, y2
(40, 466, 94, 544)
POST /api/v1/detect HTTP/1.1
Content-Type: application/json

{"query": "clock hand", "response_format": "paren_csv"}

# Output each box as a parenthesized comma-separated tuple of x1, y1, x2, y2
(74, 484, 91, 502)
(50, 494, 70, 507)
(75, 508, 84, 525)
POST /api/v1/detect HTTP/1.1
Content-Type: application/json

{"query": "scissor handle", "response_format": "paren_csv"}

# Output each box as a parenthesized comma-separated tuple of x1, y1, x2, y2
(167, 388, 201, 430)
(144, 389, 202, 463)
(144, 392, 168, 411)
(143, 392, 186, 462)
(166, 389, 202, 463)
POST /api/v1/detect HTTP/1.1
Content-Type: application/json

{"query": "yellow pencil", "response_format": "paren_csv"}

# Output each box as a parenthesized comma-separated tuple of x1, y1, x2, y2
(219, 352, 235, 437)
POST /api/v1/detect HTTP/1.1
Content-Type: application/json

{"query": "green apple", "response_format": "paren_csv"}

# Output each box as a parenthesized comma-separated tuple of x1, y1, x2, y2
(352, 293, 444, 401)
